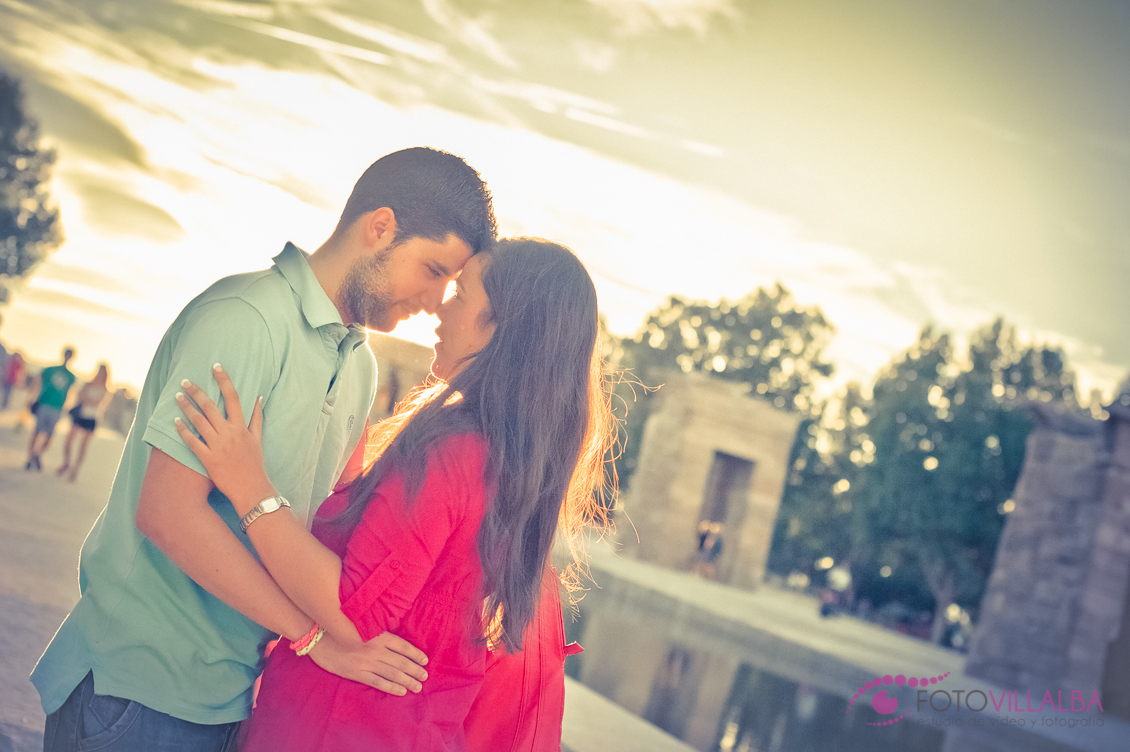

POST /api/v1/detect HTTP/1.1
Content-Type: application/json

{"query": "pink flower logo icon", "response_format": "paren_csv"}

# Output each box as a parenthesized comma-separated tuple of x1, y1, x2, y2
(846, 672, 951, 726)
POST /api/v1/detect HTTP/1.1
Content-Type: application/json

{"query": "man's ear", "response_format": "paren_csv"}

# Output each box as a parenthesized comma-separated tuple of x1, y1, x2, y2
(364, 207, 399, 251)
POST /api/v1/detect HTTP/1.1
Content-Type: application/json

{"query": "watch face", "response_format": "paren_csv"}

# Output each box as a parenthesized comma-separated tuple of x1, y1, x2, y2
(241, 497, 288, 532)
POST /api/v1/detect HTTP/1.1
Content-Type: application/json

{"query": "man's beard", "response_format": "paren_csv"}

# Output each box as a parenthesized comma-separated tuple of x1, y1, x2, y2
(338, 246, 395, 329)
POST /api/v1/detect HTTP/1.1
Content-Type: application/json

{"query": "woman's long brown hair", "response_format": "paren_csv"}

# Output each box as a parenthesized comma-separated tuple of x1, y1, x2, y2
(333, 237, 615, 652)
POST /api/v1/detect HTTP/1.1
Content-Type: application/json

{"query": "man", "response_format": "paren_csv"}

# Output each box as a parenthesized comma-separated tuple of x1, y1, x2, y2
(32, 147, 496, 751)
(25, 346, 77, 470)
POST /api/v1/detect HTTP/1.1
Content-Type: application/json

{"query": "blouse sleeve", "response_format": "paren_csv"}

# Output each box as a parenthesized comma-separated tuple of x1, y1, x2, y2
(338, 433, 488, 641)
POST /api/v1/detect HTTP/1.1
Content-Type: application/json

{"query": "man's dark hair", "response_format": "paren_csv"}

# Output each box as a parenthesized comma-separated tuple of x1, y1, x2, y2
(337, 147, 497, 254)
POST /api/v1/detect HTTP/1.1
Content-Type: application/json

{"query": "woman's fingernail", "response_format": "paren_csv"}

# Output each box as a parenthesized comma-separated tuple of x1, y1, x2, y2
(175, 392, 185, 401)
(181, 379, 191, 388)
(174, 417, 183, 425)
(213, 363, 223, 372)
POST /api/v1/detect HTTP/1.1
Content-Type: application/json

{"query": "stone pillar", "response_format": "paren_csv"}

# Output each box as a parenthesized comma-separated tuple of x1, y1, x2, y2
(102, 389, 138, 435)
(965, 403, 1130, 708)
(1096, 404, 1130, 720)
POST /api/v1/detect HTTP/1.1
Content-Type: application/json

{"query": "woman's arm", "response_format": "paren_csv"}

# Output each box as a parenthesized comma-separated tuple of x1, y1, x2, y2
(174, 366, 429, 693)
(178, 367, 490, 643)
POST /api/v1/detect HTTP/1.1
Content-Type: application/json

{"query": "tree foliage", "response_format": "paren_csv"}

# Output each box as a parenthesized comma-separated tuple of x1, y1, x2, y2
(766, 384, 868, 582)
(618, 284, 834, 412)
(771, 318, 1079, 643)
(0, 68, 61, 291)
(608, 284, 834, 486)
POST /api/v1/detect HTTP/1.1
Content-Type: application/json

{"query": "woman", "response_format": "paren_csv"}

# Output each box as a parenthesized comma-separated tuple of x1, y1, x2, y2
(2, 350, 24, 409)
(174, 238, 613, 751)
(57, 363, 110, 481)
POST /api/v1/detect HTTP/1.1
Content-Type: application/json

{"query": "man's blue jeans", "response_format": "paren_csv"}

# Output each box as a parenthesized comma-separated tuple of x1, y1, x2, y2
(43, 672, 241, 752)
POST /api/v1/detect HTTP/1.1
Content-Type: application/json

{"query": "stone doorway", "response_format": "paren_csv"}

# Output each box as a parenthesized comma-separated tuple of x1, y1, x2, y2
(695, 451, 755, 580)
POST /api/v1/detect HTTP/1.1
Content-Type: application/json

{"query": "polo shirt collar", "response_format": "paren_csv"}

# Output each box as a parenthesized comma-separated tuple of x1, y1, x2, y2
(273, 242, 344, 330)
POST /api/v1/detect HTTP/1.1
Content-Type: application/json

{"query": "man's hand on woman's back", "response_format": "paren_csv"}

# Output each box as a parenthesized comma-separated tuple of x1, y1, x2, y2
(308, 630, 429, 696)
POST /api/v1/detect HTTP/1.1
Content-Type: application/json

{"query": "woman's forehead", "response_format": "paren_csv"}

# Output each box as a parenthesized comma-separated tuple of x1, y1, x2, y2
(460, 254, 489, 283)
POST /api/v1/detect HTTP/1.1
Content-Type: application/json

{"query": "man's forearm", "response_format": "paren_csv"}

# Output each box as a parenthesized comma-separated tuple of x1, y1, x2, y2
(144, 500, 314, 641)
(136, 448, 313, 642)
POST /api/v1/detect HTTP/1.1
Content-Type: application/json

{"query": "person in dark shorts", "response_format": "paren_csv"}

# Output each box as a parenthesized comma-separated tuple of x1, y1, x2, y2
(58, 363, 110, 482)
(26, 347, 77, 471)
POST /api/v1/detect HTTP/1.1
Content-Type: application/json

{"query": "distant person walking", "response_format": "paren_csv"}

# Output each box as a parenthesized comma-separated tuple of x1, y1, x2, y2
(57, 363, 110, 482)
(0, 312, 9, 384)
(2, 351, 25, 409)
(26, 347, 77, 471)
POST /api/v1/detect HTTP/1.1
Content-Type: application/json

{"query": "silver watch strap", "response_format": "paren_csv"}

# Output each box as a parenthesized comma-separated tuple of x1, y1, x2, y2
(239, 495, 291, 533)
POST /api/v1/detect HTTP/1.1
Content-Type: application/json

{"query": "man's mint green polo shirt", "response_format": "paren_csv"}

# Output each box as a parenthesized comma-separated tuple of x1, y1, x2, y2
(31, 243, 377, 724)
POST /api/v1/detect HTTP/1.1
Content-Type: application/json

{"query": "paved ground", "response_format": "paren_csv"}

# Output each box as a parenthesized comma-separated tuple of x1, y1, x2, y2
(0, 397, 127, 752)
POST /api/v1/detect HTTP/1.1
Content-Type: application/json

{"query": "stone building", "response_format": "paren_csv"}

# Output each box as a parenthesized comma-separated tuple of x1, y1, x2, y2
(961, 400, 1130, 725)
(617, 370, 801, 590)
(101, 388, 138, 435)
(367, 332, 434, 421)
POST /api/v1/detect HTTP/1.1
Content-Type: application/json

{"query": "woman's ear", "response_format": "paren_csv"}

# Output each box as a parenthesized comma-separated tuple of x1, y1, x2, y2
(475, 307, 497, 337)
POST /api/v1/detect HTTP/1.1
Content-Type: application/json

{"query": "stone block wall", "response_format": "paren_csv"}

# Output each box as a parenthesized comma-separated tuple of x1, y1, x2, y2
(367, 332, 434, 421)
(618, 370, 800, 590)
(964, 403, 1130, 719)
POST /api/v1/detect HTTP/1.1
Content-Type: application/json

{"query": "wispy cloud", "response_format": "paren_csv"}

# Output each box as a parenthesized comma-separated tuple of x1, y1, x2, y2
(564, 107, 653, 139)
(585, 0, 739, 35)
(171, 0, 275, 21)
(420, 0, 517, 69)
(953, 112, 1059, 157)
(573, 39, 618, 73)
(313, 9, 450, 65)
(213, 17, 394, 67)
(1084, 133, 1130, 160)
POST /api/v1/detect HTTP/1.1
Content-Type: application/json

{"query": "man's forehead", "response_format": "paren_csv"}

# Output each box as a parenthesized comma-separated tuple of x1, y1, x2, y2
(430, 236, 472, 273)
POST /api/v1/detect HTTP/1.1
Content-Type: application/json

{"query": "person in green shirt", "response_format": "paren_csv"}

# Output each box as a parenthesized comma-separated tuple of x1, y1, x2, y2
(25, 346, 77, 471)
(32, 147, 497, 752)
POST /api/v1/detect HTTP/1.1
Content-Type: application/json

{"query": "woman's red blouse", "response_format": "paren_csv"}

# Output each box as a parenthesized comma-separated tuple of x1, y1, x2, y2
(240, 433, 491, 752)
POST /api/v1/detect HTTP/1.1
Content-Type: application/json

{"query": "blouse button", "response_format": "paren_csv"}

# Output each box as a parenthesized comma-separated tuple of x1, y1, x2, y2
(390, 560, 401, 570)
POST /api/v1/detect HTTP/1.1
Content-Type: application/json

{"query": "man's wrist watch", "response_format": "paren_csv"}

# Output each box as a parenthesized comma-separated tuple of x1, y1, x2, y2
(239, 495, 290, 533)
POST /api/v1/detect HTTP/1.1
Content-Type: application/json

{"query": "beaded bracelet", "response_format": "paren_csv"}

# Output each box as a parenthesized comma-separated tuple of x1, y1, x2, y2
(290, 623, 320, 653)
(296, 627, 325, 657)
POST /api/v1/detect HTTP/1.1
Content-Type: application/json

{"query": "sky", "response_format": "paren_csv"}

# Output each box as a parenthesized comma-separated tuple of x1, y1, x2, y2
(0, 0, 1127, 398)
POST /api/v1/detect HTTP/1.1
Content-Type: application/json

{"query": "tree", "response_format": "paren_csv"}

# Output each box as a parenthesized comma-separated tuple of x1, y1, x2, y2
(609, 283, 834, 486)
(0, 68, 62, 297)
(850, 319, 1076, 643)
(767, 383, 870, 582)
